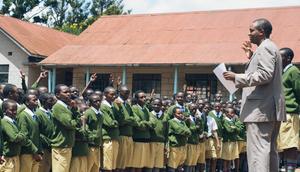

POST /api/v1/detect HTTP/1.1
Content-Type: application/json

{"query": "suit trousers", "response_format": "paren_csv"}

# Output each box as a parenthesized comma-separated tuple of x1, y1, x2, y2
(246, 122, 280, 172)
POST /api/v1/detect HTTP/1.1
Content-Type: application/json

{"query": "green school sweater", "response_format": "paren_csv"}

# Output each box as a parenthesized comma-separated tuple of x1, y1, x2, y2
(186, 116, 202, 144)
(51, 101, 78, 148)
(72, 112, 89, 157)
(1, 117, 26, 157)
(132, 104, 153, 141)
(0, 121, 3, 156)
(35, 108, 55, 150)
(149, 111, 168, 143)
(17, 108, 41, 154)
(0, 101, 3, 118)
(222, 117, 241, 142)
(168, 118, 191, 147)
(84, 107, 103, 147)
(235, 118, 246, 141)
(100, 102, 119, 141)
(283, 65, 300, 113)
(166, 104, 190, 120)
(113, 101, 138, 137)
(208, 110, 223, 138)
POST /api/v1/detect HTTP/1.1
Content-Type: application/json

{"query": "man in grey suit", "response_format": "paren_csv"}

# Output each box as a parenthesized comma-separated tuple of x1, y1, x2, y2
(223, 18, 286, 172)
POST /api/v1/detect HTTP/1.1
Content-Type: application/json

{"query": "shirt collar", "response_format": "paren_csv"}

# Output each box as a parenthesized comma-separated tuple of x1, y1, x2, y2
(173, 117, 182, 123)
(102, 99, 112, 108)
(175, 102, 184, 109)
(24, 107, 36, 118)
(137, 104, 145, 110)
(224, 116, 233, 122)
(39, 107, 50, 113)
(57, 100, 68, 109)
(213, 110, 222, 117)
(91, 106, 101, 115)
(152, 110, 163, 118)
(190, 115, 195, 122)
(283, 63, 293, 73)
(3, 115, 15, 124)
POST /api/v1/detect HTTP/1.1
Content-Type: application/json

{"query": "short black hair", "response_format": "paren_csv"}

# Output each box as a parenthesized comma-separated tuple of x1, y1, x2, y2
(173, 106, 181, 114)
(134, 90, 144, 99)
(152, 98, 162, 104)
(3, 84, 17, 98)
(280, 47, 294, 60)
(253, 18, 272, 38)
(88, 93, 100, 103)
(2, 99, 17, 113)
(24, 93, 36, 103)
(103, 86, 115, 95)
(54, 84, 67, 95)
(39, 93, 53, 106)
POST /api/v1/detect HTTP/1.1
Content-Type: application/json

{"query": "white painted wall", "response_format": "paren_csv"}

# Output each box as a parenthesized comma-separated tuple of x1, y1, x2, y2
(0, 31, 29, 88)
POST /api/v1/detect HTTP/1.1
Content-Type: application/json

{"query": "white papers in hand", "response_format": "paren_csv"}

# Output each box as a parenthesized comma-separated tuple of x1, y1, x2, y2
(213, 63, 238, 95)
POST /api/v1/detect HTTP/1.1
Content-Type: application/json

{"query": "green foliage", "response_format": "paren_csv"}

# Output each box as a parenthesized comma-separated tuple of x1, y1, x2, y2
(58, 15, 98, 35)
(1, 0, 41, 19)
(58, 0, 130, 35)
(0, 0, 131, 35)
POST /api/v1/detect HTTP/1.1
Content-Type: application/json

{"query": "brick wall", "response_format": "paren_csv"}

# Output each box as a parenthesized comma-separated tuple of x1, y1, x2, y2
(72, 65, 244, 98)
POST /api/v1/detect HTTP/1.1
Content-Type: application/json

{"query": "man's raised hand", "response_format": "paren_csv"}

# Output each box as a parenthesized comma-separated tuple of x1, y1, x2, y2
(241, 41, 253, 59)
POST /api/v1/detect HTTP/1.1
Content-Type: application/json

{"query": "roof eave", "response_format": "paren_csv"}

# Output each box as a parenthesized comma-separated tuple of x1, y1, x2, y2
(38, 62, 247, 68)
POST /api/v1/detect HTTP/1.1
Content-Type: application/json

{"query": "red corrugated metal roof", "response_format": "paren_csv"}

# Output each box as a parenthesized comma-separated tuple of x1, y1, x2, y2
(40, 6, 300, 65)
(0, 15, 76, 57)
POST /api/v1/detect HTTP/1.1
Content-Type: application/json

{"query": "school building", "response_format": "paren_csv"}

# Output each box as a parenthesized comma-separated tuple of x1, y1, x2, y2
(0, 15, 76, 88)
(40, 6, 300, 100)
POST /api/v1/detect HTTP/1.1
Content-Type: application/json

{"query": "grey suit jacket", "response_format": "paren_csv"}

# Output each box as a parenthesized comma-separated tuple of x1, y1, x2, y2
(235, 39, 286, 122)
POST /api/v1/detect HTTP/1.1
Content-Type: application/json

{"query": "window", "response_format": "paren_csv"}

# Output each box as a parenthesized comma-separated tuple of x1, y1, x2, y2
(132, 74, 161, 95)
(64, 70, 73, 86)
(88, 73, 111, 91)
(0, 65, 9, 83)
(185, 74, 217, 99)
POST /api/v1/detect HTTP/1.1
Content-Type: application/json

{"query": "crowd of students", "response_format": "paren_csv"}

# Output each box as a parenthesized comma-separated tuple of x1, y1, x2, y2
(0, 71, 252, 172)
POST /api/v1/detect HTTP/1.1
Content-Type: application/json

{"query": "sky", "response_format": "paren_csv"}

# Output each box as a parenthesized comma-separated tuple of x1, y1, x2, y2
(0, 0, 299, 15)
(122, 0, 300, 14)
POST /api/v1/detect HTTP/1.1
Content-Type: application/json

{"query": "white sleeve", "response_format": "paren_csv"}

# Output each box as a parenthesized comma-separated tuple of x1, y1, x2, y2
(211, 117, 218, 131)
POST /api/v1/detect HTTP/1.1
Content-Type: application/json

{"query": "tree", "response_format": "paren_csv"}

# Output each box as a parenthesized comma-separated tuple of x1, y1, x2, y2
(1, 0, 41, 19)
(0, 0, 130, 35)
(58, 0, 130, 35)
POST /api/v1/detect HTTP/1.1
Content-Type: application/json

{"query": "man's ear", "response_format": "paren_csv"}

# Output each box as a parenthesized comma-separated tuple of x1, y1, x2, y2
(287, 56, 293, 63)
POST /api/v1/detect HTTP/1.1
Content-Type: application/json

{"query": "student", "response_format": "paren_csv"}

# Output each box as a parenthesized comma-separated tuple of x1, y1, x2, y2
(166, 92, 189, 119)
(114, 86, 137, 171)
(101, 87, 119, 172)
(0, 100, 26, 172)
(167, 107, 191, 172)
(131, 90, 154, 172)
(205, 105, 220, 172)
(1, 84, 25, 118)
(222, 108, 240, 172)
(85, 94, 103, 172)
(277, 47, 300, 171)
(149, 98, 168, 172)
(17, 93, 43, 172)
(51, 84, 79, 172)
(70, 100, 89, 172)
(208, 102, 224, 170)
(234, 112, 247, 172)
(35, 93, 56, 172)
(184, 103, 202, 172)
(196, 103, 210, 172)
